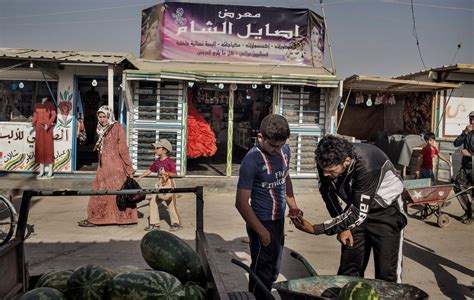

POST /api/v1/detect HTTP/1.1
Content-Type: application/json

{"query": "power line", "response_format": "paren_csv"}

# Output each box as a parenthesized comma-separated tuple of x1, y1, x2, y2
(325, 0, 473, 12)
(7, 18, 137, 27)
(410, 0, 427, 69)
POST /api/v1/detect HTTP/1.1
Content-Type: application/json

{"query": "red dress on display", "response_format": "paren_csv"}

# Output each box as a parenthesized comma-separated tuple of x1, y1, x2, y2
(32, 100, 56, 163)
(187, 93, 217, 158)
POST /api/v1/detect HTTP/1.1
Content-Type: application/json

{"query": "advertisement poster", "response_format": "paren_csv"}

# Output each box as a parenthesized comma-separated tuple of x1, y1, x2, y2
(140, 2, 325, 66)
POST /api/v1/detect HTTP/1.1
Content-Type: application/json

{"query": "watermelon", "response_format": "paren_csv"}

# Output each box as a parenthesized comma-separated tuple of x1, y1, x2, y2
(140, 230, 205, 285)
(35, 270, 73, 293)
(339, 281, 380, 300)
(182, 282, 207, 299)
(65, 264, 113, 300)
(19, 287, 65, 300)
(108, 270, 184, 300)
(112, 265, 141, 276)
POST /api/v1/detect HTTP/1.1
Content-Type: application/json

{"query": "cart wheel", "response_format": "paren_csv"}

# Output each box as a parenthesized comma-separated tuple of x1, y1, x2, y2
(228, 291, 256, 300)
(437, 214, 450, 228)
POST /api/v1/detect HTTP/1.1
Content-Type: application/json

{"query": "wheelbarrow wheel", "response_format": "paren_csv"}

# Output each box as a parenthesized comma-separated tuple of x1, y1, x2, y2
(437, 214, 450, 228)
(228, 291, 256, 300)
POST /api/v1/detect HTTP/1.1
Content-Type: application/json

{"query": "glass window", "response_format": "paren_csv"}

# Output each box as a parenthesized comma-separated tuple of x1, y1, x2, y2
(0, 80, 58, 122)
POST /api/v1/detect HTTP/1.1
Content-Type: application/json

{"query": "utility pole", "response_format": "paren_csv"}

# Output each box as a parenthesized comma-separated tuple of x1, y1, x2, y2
(320, 0, 336, 75)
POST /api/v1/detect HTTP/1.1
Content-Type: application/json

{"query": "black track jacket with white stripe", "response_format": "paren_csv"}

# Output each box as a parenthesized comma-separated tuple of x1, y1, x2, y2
(314, 143, 407, 236)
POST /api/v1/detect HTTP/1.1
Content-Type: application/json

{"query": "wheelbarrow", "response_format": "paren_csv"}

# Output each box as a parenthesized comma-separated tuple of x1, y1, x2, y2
(403, 178, 473, 228)
(231, 251, 429, 299)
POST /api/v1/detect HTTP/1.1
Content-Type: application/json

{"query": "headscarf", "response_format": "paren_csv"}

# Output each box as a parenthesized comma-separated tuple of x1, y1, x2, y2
(94, 105, 117, 153)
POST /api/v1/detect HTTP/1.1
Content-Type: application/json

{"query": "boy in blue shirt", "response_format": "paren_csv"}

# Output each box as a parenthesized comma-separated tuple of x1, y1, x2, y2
(235, 114, 302, 298)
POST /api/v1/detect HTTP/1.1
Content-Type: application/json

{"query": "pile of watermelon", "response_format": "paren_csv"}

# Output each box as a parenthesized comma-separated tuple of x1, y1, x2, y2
(19, 231, 207, 299)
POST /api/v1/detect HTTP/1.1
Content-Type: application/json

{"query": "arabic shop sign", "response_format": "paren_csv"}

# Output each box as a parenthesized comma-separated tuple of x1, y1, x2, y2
(0, 123, 72, 172)
(140, 2, 325, 66)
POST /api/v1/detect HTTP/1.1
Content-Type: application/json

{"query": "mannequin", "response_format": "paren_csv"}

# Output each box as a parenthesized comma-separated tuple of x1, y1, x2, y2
(32, 97, 56, 179)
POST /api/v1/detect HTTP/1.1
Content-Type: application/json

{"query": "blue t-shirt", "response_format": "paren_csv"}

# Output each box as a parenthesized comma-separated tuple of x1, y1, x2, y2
(237, 144, 291, 221)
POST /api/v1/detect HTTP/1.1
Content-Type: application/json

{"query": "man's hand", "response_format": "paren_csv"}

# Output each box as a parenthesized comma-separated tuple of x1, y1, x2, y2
(464, 124, 473, 134)
(461, 149, 472, 157)
(337, 230, 353, 247)
(292, 217, 315, 234)
(259, 228, 271, 247)
(288, 208, 304, 223)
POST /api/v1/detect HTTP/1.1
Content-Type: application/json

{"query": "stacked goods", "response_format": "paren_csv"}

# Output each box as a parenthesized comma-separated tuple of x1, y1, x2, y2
(19, 287, 65, 299)
(108, 270, 184, 299)
(339, 281, 380, 300)
(35, 270, 73, 293)
(65, 264, 113, 300)
(18, 232, 207, 299)
(183, 282, 207, 300)
(140, 230, 206, 286)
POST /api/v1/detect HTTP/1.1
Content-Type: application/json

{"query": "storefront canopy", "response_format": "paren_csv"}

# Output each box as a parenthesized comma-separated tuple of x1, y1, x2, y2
(124, 60, 339, 87)
(344, 75, 461, 93)
(0, 48, 137, 66)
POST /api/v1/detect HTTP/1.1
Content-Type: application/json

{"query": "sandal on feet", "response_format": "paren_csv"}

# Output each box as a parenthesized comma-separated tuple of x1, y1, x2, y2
(144, 224, 160, 231)
(169, 224, 183, 231)
(78, 220, 97, 227)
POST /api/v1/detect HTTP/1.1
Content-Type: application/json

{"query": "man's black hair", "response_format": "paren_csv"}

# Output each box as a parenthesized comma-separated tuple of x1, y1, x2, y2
(315, 135, 355, 168)
(424, 132, 436, 142)
(259, 114, 290, 141)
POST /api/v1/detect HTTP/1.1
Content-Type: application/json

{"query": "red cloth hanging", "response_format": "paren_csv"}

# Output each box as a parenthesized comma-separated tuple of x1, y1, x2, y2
(187, 93, 217, 158)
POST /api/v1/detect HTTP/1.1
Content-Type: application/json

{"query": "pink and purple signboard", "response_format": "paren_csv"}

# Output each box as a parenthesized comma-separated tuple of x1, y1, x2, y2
(140, 2, 325, 66)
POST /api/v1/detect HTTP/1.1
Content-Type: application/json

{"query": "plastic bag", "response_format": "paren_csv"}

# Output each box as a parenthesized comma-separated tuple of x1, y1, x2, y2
(116, 177, 146, 211)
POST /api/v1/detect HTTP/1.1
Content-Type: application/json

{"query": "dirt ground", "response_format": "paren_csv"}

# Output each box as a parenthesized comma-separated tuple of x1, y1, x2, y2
(1, 175, 473, 299)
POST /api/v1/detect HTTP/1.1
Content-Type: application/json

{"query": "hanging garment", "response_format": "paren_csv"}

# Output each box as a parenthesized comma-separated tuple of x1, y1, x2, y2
(32, 100, 56, 163)
(187, 93, 217, 158)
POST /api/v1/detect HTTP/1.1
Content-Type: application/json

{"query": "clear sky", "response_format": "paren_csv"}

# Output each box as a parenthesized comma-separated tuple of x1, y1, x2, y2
(1, 0, 472, 78)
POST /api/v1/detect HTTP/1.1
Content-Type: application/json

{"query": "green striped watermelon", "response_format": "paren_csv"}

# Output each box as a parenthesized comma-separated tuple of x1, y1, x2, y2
(19, 287, 65, 299)
(339, 281, 380, 300)
(112, 265, 141, 276)
(65, 264, 113, 300)
(182, 282, 207, 299)
(35, 270, 73, 293)
(108, 270, 184, 300)
(140, 230, 205, 285)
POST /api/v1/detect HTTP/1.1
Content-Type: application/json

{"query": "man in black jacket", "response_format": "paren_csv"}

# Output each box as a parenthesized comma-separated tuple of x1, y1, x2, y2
(453, 111, 474, 224)
(292, 135, 407, 283)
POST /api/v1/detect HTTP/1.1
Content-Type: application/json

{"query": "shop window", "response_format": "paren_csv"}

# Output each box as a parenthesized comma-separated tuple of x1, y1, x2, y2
(0, 80, 57, 122)
(280, 86, 324, 125)
(133, 81, 181, 121)
(288, 134, 318, 174)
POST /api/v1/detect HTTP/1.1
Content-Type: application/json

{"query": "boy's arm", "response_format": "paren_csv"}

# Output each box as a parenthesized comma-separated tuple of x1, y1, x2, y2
(437, 152, 451, 165)
(235, 188, 270, 246)
(136, 170, 152, 181)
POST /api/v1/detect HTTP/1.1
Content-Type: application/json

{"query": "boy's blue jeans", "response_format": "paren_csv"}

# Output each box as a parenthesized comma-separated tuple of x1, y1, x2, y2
(419, 168, 435, 180)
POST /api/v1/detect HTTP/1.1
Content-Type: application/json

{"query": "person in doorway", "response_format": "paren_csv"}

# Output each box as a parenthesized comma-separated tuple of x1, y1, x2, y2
(453, 111, 474, 224)
(32, 97, 56, 179)
(78, 105, 137, 227)
(418, 132, 451, 180)
(235, 114, 302, 298)
(292, 135, 407, 283)
(136, 139, 183, 231)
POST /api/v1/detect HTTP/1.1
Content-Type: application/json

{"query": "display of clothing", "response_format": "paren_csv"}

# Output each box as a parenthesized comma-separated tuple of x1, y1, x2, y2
(187, 92, 217, 158)
(32, 99, 56, 164)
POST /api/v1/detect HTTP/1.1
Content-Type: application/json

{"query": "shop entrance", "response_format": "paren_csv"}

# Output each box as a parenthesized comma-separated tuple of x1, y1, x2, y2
(186, 84, 273, 176)
(75, 77, 115, 171)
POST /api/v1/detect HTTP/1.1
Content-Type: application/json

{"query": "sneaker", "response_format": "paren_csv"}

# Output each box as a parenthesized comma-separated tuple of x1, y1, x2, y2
(169, 224, 183, 231)
(144, 224, 160, 231)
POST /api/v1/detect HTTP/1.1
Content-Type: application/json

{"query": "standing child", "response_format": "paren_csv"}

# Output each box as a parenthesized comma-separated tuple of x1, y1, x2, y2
(419, 132, 451, 180)
(136, 139, 182, 231)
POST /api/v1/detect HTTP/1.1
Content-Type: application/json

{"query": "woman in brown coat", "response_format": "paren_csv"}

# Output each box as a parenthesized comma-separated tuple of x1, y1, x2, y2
(78, 105, 137, 227)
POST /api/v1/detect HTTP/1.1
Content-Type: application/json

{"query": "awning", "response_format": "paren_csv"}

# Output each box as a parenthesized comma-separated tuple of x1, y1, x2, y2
(124, 59, 340, 87)
(344, 75, 461, 93)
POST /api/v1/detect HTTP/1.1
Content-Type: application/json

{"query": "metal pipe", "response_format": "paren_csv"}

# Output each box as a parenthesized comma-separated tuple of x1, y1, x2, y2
(320, 0, 336, 74)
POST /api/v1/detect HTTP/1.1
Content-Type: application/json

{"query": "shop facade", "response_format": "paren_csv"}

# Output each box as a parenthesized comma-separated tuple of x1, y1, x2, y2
(123, 1, 342, 178)
(0, 49, 135, 174)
